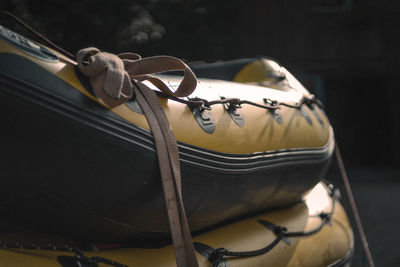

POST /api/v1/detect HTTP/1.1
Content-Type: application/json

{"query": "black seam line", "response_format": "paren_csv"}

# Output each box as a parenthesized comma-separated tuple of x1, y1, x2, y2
(180, 141, 331, 161)
(180, 129, 333, 173)
(178, 126, 334, 161)
(181, 151, 332, 173)
(0, 70, 333, 169)
(180, 127, 334, 165)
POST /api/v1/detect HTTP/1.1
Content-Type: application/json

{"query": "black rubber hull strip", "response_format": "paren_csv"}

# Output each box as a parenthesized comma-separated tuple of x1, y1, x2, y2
(0, 53, 333, 242)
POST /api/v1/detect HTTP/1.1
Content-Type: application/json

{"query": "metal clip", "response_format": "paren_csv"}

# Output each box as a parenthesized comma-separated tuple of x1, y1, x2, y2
(191, 106, 215, 134)
(221, 97, 245, 127)
(264, 99, 282, 124)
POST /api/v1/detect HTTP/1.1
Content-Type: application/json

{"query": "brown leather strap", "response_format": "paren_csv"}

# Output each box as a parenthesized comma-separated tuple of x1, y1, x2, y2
(123, 55, 197, 97)
(77, 49, 197, 108)
(76, 48, 199, 267)
(135, 82, 198, 266)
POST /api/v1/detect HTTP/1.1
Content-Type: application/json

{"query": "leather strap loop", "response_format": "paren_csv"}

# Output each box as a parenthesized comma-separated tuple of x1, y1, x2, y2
(76, 48, 199, 267)
(122, 55, 197, 97)
(76, 49, 197, 107)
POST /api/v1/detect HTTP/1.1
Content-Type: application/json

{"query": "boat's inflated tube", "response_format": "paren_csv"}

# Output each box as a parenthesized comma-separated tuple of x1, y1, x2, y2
(0, 182, 354, 267)
(0, 25, 334, 242)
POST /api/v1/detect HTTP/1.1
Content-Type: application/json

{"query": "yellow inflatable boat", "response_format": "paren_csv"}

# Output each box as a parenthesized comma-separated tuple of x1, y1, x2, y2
(0, 182, 353, 267)
(0, 20, 355, 266)
(0, 25, 335, 242)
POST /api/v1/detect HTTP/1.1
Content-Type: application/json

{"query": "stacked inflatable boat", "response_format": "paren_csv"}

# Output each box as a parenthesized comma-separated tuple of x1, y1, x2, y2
(0, 24, 353, 266)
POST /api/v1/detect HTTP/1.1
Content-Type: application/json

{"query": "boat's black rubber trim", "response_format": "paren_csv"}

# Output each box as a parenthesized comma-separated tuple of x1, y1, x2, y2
(0, 53, 333, 173)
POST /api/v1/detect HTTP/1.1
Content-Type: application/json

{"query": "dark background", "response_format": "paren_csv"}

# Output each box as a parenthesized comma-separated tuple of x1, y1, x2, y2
(1, 0, 399, 266)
